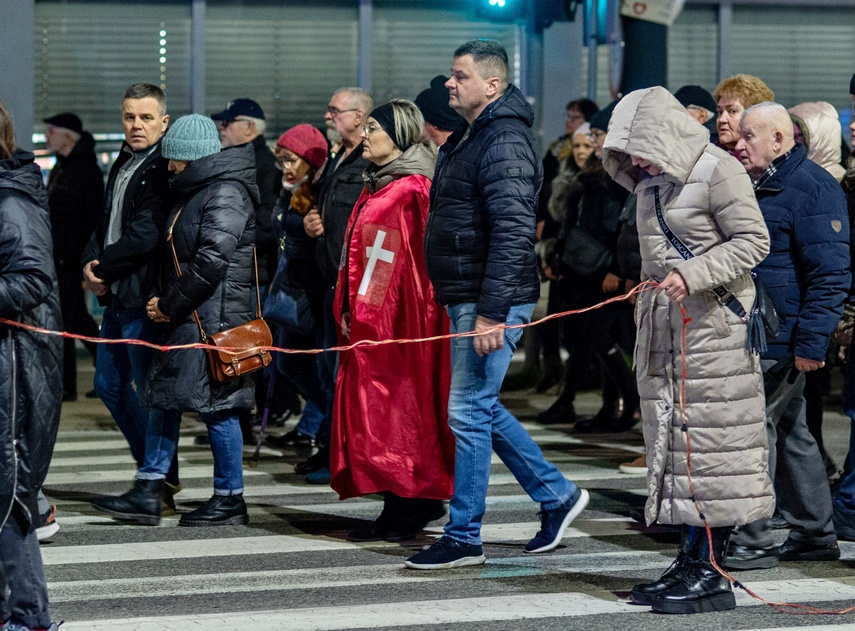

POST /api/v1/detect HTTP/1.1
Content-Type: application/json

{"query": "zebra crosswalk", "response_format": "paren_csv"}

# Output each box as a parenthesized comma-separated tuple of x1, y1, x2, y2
(40, 405, 855, 630)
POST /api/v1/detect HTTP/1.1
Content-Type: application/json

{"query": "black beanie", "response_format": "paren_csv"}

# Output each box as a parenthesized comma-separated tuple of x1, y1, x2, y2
(850, 72, 855, 95)
(415, 75, 466, 133)
(589, 99, 619, 132)
(368, 103, 409, 152)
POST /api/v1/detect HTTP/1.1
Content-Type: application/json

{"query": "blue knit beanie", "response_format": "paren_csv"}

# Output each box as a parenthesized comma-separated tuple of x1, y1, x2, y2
(161, 114, 221, 161)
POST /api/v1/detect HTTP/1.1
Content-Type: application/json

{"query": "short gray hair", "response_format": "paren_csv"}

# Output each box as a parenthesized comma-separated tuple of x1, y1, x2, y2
(334, 87, 374, 115)
(246, 116, 265, 135)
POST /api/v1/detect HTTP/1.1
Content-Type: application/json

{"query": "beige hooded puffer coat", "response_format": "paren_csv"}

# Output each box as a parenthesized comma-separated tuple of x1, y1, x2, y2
(602, 87, 775, 528)
(788, 101, 846, 183)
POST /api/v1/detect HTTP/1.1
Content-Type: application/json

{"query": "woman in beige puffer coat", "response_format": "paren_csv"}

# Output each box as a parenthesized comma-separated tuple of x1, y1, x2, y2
(601, 86, 775, 615)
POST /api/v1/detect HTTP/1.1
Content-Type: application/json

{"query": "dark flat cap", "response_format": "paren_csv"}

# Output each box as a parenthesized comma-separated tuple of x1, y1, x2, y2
(673, 85, 717, 113)
(44, 112, 83, 134)
(210, 98, 265, 121)
(415, 75, 465, 133)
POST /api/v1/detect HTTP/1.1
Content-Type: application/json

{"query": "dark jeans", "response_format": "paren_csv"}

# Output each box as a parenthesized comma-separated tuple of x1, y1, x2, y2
(314, 286, 339, 450)
(733, 358, 835, 548)
(0, 506, 52, 630)
(58, 268, 99, 394)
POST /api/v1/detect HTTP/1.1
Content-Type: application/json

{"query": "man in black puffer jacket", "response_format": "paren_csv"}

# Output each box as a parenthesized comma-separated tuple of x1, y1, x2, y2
(406, 40, 588, 571)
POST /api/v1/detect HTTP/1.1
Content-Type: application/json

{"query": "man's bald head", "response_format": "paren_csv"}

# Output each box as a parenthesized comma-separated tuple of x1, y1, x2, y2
(735, 101, 795, 179)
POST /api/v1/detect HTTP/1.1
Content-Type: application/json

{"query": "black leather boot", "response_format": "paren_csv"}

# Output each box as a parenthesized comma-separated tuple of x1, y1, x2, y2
(600, 345, 640, 432)
(92, 478, 163, 526)
(537, 390, 578, 425)
(651, 526, 736, 614)
(178, 493, 249, 527)
(631, 525, 701, 605)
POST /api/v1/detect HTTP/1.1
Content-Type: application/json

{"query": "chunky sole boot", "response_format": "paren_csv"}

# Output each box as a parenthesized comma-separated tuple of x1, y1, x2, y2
(178, 493, 249, 527)
(92, 478, 163, 526)
(631, 525, 702, 605)
(651, 526, 736, 614)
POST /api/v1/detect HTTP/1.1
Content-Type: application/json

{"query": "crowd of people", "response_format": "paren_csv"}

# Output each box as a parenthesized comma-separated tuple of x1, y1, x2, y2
(1, 35, 855, 629)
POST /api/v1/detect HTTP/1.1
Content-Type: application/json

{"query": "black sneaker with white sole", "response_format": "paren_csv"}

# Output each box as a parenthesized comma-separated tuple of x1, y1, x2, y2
(524, 487, 590, 553)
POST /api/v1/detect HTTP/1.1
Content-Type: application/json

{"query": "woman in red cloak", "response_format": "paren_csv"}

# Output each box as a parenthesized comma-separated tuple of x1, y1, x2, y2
(332, 99, 454, 541)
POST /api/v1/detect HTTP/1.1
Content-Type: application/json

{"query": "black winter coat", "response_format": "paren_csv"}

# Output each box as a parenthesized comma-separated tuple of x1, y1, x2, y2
(0, 151, 63, 530)
(315, 145, 370, 285)
(144, 144, 259, 413)
(251, 135, 281, 286)
(425, 85, 542, 321)
(82, 141, 175, 309)
(554, 158, 628, 298)
(47, 132, 104, 270)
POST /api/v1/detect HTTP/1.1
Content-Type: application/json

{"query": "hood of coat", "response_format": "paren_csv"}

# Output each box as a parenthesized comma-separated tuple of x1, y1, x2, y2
(362, 142, 437, 194)
(472, 84, 535, 133)
(602, 86, 710, 192)
(788, 101, 846, 183)
(171, 142, 260, 207)
(0, 149, 49, 209)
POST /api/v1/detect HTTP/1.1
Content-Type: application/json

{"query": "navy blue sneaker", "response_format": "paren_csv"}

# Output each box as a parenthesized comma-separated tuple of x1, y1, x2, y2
(404, 537, 486, 570)
(525, 487, 590, 553)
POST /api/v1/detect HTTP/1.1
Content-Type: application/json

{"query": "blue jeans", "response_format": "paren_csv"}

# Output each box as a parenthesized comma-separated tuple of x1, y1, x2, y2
(295, 399, 325, 438)
(93, 304, 155, 467)
(139, 410, 244, 495)
(833, 337, 855, 518)
(444, 302, 576, 545)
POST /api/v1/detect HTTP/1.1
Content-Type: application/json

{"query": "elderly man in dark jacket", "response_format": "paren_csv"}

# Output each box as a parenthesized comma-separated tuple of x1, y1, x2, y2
(0, 123, 63, 630)
(44, 112, 103, 401)
(726, 102, 850, 570)
(405, 40, 588, 571)
(297, 87, 373, 480)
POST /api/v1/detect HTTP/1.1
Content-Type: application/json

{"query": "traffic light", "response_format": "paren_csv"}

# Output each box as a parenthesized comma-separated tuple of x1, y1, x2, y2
(474, 0, 528, 22)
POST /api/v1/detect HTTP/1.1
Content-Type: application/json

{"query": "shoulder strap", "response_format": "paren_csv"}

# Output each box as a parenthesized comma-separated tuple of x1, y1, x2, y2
(166, 207, 263, 344)
(652, 187, 748, 322)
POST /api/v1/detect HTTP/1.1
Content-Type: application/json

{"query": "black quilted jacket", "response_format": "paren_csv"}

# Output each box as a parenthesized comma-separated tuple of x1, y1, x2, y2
(424, 85, 542, 321)
(0, 150, 63, 530)
(143, 143, 259, 413)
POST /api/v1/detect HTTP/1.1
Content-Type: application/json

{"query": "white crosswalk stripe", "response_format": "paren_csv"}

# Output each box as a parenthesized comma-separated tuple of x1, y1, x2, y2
(38, 419, 855, 630)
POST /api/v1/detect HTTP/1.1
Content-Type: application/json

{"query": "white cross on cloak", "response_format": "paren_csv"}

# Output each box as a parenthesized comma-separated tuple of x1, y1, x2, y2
(357, 229, 395, 296)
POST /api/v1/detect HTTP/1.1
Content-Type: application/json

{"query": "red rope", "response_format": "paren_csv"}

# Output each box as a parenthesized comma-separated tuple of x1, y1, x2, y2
(0, 281, 657, 356)
(678, 303, 855, 616)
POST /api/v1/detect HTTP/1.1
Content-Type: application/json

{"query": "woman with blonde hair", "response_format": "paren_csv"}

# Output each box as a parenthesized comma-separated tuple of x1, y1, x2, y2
(331, 99, 454, 541)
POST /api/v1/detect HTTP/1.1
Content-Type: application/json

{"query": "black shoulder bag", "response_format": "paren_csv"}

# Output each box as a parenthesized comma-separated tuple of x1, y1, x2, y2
(652, 186, 778, 354)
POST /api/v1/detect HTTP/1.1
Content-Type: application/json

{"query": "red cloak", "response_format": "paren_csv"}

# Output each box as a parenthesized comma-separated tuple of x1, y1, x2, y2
(331, 173, 454, 501)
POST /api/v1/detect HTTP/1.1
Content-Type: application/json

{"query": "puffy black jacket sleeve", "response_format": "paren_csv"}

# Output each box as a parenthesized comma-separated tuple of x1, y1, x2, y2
(475, 127, 540, 321)
(92, 162, 171, 283)
(160, 184, 251, 320)
(0, 194, 56, 318)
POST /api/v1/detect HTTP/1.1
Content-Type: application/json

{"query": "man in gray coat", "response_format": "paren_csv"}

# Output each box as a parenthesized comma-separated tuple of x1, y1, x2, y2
(726, 102, 850, 569)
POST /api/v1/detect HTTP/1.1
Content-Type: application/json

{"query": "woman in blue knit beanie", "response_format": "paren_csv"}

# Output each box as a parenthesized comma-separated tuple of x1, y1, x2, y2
(94, 112, 263, 527)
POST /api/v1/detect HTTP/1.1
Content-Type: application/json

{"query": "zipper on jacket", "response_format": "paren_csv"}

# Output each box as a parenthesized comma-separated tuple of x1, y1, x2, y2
(1, 329, 20, 530)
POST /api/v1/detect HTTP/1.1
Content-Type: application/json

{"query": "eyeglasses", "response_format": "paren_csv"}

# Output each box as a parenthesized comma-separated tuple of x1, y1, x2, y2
(360, 123, 383, 136)
(327, 107, 358, 118)
(217, 117, 251, 129)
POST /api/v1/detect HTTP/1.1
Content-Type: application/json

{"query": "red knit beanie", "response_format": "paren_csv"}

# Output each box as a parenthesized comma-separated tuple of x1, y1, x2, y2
(276, 124, 327, 170)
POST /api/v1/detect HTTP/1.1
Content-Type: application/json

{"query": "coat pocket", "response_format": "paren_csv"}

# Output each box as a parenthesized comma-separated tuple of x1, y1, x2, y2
(634, 296, 653, 377)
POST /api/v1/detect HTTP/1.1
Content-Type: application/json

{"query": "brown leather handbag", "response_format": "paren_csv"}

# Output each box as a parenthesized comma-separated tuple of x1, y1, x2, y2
(168, 208, 273, 383)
